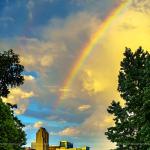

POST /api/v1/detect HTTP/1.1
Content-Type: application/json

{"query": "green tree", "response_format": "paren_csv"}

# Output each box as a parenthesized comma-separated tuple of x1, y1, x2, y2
(0, 49, 26, 150)
(0, 49, 24, 97)
(105, 47, 150, 150)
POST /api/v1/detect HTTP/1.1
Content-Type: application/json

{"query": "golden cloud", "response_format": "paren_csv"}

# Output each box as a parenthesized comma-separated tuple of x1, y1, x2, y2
(40, 55, 53, 67)
(2, 88, 34, 114)
(59, 127, 80, 136)
(24, 75, 35, 81)
(78, 104, 91, 111)
(34, 121, 44, 128)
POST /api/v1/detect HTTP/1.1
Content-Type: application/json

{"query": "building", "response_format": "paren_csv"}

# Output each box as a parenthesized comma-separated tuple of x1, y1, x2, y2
(36, 127, 49, 150)
(31, 142, 36, 149)
(49, 142, 90, 150)
(27, 127, 90, 150)
(60, 141, 73, 148)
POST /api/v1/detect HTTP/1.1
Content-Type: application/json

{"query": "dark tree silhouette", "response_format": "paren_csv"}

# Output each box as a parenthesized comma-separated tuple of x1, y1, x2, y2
(0, 49, 24, 97)
(0, 49, 26, 150)
(105, 47, 150, 150)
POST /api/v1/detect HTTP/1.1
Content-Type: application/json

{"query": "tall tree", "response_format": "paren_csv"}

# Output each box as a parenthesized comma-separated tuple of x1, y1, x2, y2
(105, 47, 150, 150)
(0, 49, 26, 150)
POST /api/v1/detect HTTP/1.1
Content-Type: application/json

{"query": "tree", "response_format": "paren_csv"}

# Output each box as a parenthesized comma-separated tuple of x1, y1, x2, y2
(105, 47, 150, 150)
(0, 99, 26, 150)
(0, 49, 26, 150)
(0, 49, 24, 97)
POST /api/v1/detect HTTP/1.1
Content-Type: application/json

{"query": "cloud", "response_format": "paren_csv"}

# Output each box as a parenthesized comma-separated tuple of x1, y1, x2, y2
(57, 111, 114, 138)
(20, 55, 36, 67)
(40, 55, 53, 67)
(2, 88, 34, 114)
(15, 104, 28, 115)
(2, 88, 34, 102)
(79, 69, 107, 95)
(27, 0, 34, 20)
(59, 88, 76, 100)
(18, 37, 56, 72)
(24, 121, 44, 132)
(78, 104, 91, 111)
(59, 127, 80, 136)
(34, 121, 44, 128)
(24, 75, 35, 81)
(132, 0, 150, 14)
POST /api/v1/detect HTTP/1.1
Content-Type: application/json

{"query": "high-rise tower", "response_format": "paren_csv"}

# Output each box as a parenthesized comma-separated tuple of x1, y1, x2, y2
(36, 127, 49, 150)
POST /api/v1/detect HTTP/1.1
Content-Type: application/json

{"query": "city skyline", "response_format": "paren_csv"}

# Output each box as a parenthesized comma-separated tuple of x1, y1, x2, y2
(25, 127, 90, 150)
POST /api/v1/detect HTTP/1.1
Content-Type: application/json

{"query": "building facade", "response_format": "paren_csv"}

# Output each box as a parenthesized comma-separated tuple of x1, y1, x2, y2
(36, 127, 49, 150)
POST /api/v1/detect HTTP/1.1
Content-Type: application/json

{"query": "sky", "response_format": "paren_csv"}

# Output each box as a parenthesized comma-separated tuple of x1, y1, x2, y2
(0, 0, 150, 150)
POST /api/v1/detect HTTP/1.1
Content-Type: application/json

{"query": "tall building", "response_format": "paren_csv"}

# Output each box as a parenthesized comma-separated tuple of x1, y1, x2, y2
(36, 127, 49, 150)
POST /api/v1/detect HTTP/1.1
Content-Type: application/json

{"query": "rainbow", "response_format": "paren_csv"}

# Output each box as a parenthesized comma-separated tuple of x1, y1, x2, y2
(56, 0, 131, 106)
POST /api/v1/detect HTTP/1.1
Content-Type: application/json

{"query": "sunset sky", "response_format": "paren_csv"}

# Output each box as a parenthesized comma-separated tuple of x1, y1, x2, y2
(0, 0, 150, 150)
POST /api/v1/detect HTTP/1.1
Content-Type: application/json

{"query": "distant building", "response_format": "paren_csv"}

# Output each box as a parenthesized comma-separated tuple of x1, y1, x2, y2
(36, 127, 49, 150)
(60, 141, 73, 148)
(26, 127, 90, 150)
(31, 142, 36, 149)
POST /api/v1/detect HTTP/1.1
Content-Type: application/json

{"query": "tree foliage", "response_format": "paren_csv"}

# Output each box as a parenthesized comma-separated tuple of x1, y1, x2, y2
(0, 49, 24, 97)
(105, 47, 150, 150)
(0, 49, 26, 150)
(0, 99, 26, 150)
